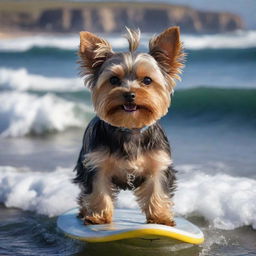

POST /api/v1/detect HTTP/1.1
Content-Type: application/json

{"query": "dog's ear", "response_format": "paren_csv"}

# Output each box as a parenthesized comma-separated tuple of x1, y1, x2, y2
(79, 31, 114, 74)
(149, 26, 184, 81)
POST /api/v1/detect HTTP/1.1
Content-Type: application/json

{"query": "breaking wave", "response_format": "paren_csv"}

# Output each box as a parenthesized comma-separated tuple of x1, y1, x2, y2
(0, 164, 256, 230)
(1, 84, 255, 137)
(0, 91, 93, 137)
(0, 30, 256, 52)
(0, 166, 79, 217)
(0, 68, 83, 92)
(184, 30, 256, 50)
(174, 165, 256, 230)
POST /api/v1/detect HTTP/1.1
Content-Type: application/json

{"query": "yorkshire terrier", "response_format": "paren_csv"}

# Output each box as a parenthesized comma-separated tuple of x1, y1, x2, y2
(74, 26, 184, 226)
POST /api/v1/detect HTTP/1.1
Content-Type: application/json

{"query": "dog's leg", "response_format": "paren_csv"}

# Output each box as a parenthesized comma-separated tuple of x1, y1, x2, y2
(78, 172, 115, 225)
(134, 168, 175, 226)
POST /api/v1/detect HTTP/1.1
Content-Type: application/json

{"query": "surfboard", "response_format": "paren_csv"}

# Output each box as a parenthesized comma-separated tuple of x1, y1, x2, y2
(57, 208, 204, 245)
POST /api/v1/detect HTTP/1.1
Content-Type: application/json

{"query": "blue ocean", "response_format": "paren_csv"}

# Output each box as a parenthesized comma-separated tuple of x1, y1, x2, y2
(0, 30, 256, 255)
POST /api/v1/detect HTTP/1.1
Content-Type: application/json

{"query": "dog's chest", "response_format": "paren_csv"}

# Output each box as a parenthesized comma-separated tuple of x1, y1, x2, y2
(84, 149, 150, 175)
(84, 149, 172, 189)
(110, 154, 148, 190)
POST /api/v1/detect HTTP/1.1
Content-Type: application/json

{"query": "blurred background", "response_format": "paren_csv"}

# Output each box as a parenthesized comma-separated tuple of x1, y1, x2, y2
(0, 0, 256, 256)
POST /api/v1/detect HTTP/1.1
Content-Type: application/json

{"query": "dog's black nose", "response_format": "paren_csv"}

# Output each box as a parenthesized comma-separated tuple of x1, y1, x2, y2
(123, 92, 136, 102)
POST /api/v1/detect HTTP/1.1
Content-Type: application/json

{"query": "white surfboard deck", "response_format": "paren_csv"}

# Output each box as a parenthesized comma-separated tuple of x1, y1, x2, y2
(57, 208, 204, 245)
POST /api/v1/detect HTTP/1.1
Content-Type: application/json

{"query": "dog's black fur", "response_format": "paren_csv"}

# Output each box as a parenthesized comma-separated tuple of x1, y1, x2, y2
(73, 116, 176, 194)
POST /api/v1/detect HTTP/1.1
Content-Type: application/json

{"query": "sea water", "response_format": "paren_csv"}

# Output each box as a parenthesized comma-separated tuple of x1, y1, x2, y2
(0, 31, 256, 255)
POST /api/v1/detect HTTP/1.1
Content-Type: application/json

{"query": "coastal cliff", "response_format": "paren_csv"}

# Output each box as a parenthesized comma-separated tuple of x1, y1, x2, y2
(0, 1, 244, 34)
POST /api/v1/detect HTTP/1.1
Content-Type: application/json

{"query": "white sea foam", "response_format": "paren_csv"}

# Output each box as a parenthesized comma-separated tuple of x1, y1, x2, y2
(0, 30, 256, 52)
(0, 166, 79, 217)
(0, 34, 128, 52)
(183, 30, 256, 50)
(174, 167, 256, 230)
(0, 164, 255, 230)
(0, 91, 93, 137)
(0, 68, 83, 92)
(0, 34, 79, 52)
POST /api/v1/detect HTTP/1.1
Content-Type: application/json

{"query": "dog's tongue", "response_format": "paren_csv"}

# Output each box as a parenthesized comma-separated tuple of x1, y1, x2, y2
(123, 104, 137, 112)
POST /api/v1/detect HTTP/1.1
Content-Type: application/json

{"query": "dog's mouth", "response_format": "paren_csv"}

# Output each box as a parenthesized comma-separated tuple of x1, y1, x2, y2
(122, 103, 138, 112)
(108, 104, 152, 115)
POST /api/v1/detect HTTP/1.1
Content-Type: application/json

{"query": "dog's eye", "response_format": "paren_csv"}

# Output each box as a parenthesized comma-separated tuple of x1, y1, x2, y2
(109, 76, 121, 86)
(142, 77, 152, 85)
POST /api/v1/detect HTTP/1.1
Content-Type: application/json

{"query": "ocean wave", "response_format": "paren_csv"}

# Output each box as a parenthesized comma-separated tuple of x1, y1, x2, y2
(184, 30, 256, 50)
(1, 86, 255, 138)
(0, 164, 255, 230)
(0, 34, 79, 52)
(0, 91, 93, 137)
(0, 30, 256, 52)
(0, 34, 129, 52)
(0, 166, 79, 217)
(171, 87, 256, 123)
(0, 68, 83, 92)
(174, 165, 256, 230)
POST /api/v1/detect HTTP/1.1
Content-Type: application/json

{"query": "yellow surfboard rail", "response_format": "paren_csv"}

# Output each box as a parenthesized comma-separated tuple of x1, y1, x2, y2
(66, 228, 204, 244)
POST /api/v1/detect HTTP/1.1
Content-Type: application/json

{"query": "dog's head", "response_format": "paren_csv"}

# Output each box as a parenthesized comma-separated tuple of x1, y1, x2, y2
(79, 27, 184, 129)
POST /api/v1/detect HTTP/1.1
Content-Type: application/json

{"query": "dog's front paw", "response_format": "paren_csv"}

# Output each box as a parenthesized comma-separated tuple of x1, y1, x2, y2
(83, 215, 112, 225)
(147, 218, 176, 227)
